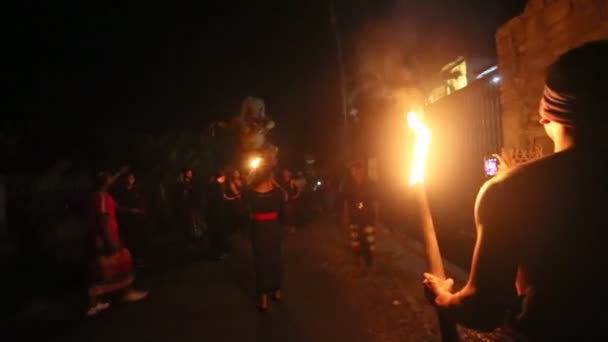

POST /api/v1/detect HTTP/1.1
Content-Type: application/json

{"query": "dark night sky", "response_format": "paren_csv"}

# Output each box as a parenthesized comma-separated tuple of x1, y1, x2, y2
(9, 0, 527, 169)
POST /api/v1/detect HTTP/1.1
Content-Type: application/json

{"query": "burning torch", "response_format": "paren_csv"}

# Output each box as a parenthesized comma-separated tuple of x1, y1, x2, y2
(245, 155, 264, 186)
(407, 111, 459, 342)
(249, 156, 262, 170)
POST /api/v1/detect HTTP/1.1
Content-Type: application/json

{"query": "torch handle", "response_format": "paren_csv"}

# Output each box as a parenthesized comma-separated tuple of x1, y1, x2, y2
(414, 185, 459, 342)
(416, 187, 446, 278)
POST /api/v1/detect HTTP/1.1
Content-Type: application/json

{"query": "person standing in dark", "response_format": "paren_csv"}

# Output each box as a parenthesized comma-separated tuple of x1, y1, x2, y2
(342, 160, 379, 266)
(114, 172, 147, 268)
(174, 168, 204, 240)
(423, 41, 608, 341)
(245, 165, 285, 312)
(206, 171, 228, 260)
(87, 168, 148, 316)
(226, 169, 246, 234)
(281, 169, 301, 234)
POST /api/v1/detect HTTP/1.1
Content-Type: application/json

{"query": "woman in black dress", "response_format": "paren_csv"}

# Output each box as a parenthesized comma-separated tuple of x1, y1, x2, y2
(245, 166, 285, 311)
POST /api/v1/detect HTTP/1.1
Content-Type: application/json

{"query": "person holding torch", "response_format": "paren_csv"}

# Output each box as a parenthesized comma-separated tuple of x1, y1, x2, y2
(244, 161, 285, 312)
(423, 41, 608, 341)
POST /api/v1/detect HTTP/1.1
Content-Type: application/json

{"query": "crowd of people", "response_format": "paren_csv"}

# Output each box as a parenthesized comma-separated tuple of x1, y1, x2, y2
(53, 40, 608, 340)
(83, 160, 353, 315)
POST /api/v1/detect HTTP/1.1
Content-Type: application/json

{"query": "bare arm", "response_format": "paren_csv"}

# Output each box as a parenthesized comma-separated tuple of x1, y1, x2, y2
(223, 182, 241, 201)
(223, 193, 238, 201)
(291, 180, 303, 199)
(109, 165, 130, 184)
(115, 199, 143, 214)
(270, 176, 281, 189)
(230, 182, 241, 197)
(426, 179, 518, 330)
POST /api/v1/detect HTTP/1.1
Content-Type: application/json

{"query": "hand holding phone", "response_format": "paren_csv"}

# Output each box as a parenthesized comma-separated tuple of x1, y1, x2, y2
(484, 156, 499, 176)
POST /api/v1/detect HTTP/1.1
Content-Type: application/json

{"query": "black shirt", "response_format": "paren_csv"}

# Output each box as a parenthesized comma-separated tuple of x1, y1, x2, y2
(114, 186, 143, 210)
(344, 179, 378, 225)
(206, 181, 226, 216)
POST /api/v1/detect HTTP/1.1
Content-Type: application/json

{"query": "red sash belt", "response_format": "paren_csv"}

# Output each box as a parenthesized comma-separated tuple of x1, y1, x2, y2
(253, 212, 278, 221)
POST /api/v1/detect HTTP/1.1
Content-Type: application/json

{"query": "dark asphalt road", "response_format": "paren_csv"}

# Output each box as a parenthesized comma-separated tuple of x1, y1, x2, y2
(12, 217, 494, 342)
(46, 220, 372, 342)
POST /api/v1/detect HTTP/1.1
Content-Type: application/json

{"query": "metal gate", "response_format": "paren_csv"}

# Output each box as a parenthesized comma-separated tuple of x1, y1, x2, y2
(424, 77, 503, 267)
(427, 78, 503, 184)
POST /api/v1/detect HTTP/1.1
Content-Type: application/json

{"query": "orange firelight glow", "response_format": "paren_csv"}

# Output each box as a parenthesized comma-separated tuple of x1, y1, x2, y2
(407, 111, 431, 186)
(249, 157, 262, 169)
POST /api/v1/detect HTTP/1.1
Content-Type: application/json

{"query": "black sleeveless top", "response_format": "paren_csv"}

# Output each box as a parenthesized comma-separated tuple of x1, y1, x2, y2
(246, 187, 283, 214)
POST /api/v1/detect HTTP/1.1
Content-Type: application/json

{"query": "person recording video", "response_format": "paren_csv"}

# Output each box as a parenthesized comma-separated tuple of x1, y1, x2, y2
(423, 41, 608, 341)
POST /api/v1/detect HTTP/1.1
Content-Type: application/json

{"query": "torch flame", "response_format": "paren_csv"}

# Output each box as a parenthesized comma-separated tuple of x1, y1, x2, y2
(249, 157, 262, 169)
(407, 112, 431, 186)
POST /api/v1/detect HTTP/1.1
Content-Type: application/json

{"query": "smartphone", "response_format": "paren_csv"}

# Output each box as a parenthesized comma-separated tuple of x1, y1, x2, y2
(484, 156, 499, 177)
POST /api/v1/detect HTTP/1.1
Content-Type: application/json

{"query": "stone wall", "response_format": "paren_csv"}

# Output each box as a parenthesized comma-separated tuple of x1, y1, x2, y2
(496, 0, 608, 152)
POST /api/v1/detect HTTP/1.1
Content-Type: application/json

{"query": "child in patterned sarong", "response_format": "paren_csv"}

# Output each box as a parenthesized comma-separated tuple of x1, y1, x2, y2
(87, 169, 148, 316)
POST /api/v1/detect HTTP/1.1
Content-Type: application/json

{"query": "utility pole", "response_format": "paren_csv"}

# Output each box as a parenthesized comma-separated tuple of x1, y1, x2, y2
(330, 0, 349, 160)
(0, 174, 5, 235)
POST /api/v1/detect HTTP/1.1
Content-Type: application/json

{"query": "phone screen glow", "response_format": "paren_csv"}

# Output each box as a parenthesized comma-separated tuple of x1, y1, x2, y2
(484, 158, 498, 176)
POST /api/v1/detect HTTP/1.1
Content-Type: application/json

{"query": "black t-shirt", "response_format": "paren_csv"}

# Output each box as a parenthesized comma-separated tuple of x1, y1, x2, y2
(114, 186, 143, 210)
(206, 181, 226, 215)
(174, 179, 204, 211)
(344, 179, 378, 225)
